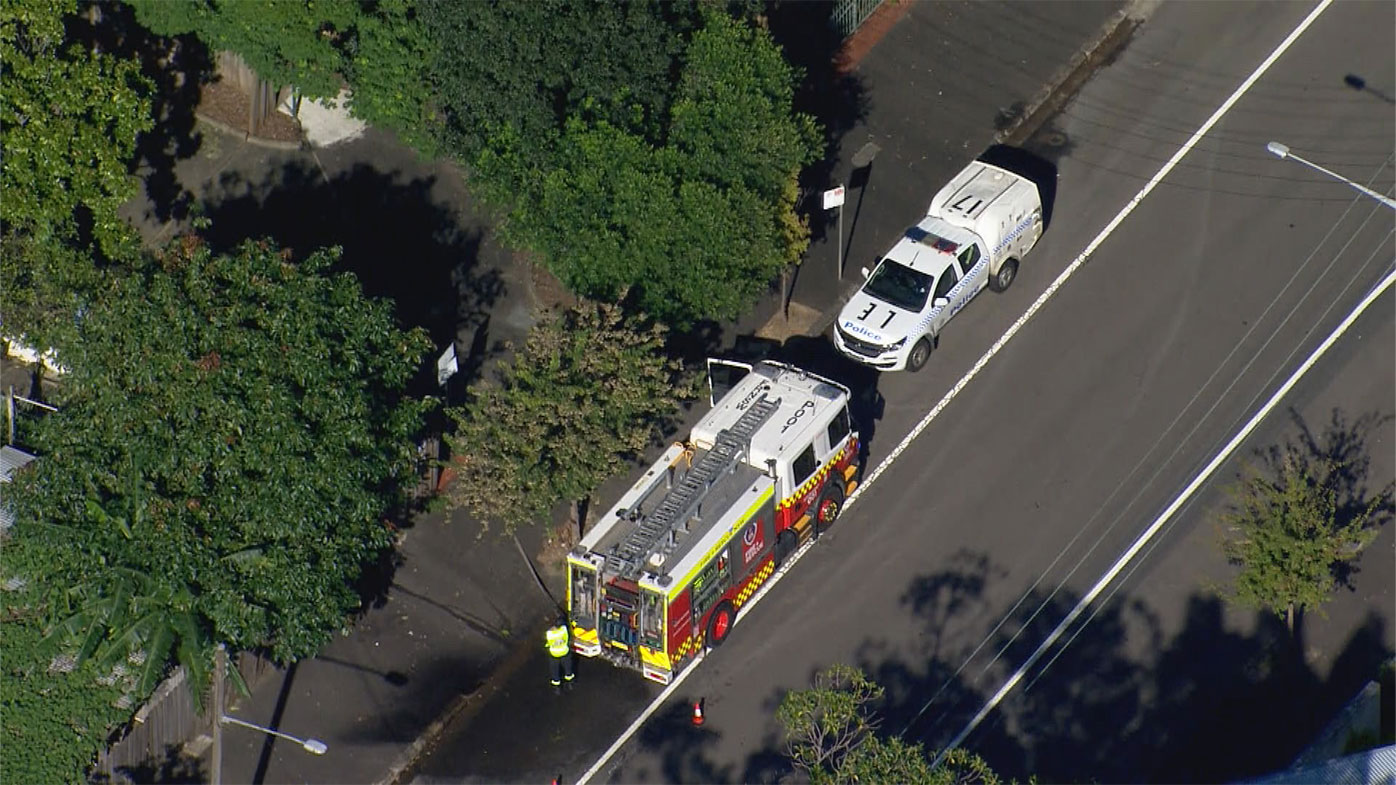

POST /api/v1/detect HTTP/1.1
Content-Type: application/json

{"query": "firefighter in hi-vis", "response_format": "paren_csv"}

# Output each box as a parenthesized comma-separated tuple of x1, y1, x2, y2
(545, 614, 575, 688)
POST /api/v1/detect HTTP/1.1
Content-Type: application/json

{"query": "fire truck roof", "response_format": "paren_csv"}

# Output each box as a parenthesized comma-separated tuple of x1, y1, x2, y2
(572, 362, 851, 594)
(578, 442, 771, 593)
(690, 362, 849, 469)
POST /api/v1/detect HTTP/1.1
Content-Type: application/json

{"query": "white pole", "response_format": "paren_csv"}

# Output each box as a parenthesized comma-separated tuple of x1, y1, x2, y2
(837, 201, 844, 280)
(1266, 141, 1396, 209)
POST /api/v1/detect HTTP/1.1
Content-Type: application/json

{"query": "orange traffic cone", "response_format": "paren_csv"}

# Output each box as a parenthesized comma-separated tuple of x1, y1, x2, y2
(550, 777, 561, 785)
(691, 698, 705, 726)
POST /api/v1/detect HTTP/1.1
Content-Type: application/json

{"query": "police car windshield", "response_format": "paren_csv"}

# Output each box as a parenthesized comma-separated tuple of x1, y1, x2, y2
(863, 260, 932, 312)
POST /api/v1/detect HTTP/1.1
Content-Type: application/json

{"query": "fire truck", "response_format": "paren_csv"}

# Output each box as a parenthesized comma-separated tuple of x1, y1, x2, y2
(566, 360, 861, 684)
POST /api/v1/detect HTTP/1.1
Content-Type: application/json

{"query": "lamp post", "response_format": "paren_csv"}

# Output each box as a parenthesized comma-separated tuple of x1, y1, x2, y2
(1266, 141, 1396, 209)
(220, 715, 329, 755)
(210, 645, 326, 785)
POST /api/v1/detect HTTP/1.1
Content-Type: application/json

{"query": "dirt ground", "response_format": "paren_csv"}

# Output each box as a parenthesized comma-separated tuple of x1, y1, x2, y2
(197, 77, 301, 144)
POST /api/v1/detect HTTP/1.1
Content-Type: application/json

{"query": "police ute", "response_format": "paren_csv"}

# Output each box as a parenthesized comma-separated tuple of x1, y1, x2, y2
(834, 159, 1043, 372)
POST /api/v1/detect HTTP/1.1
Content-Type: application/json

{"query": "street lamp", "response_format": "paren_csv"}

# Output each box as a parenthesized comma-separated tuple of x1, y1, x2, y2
(220, 714, 329, 755)
(211, 645, 326, 785)
(1266, 141, 1396, 209)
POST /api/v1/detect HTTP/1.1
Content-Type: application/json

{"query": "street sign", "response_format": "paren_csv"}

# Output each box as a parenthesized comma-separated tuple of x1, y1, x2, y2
(822, 186, 846, 210)
(436, 343, 458, 388)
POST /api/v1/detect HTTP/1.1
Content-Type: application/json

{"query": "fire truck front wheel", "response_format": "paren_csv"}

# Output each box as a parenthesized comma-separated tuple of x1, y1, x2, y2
(706, 601, 736, 648)
(816, 483, 845, 533)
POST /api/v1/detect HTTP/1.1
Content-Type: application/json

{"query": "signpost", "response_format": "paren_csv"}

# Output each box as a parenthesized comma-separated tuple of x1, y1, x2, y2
(823, 185, 846, 280)
(436, 343, 459, 388)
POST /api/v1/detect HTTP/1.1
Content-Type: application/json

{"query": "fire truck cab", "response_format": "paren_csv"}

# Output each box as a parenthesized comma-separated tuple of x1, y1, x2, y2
(566, 360, 860, 684)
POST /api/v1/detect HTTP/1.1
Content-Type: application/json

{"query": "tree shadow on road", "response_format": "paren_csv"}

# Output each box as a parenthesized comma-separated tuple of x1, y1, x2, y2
(617, 539, 1390, 783)
(878, 557, 1391, 783)
(624, 698, 735, 784)
(198, 161, 505, 382)
(764, 0, 869, 245)
(71, 1, 211, 225)
(1262, 407, 1396, 535)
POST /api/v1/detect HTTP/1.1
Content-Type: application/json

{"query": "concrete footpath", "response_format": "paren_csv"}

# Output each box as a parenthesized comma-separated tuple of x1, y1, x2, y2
(110, 2, 1140, 783)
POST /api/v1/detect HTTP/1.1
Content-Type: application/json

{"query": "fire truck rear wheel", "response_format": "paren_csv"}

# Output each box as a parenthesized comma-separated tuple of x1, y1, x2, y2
(773, 529, 797, 568)
(706, 601, 735, 648)
(990, 258, 1019, 293)
(816, 483, 845, 533)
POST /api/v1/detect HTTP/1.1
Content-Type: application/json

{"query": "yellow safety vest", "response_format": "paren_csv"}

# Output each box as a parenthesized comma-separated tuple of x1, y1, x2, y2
(545, 625, 569, 658)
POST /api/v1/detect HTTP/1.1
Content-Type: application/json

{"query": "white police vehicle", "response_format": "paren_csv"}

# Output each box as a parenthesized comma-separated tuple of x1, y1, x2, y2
(833, 160, 1043, 372)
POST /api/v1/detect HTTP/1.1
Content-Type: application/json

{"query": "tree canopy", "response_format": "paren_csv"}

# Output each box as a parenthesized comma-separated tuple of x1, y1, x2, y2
(1, 0, 152, 253)
(444, 300, 694, 534)
(125, 0, 442, 150)
(3, 237, 432, 686)
(1, 0, 154, 345)
(126, 0, 356, 99)
(778, 664, 1004, 785)
(420, 0, 699, 167)
(480, 9, 818, 326)
(1220, 455, 1382, 633)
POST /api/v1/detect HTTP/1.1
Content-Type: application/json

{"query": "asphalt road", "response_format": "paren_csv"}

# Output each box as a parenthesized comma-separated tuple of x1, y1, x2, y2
(590, 1, 1395, 783)
(410, 2, 1394, 783)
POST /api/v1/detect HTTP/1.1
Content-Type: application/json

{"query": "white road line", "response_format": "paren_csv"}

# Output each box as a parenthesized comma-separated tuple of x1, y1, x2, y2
(936, 263, 1393, 764)
(581, 2, 1335, 781)
(906, 0, 1340, 747)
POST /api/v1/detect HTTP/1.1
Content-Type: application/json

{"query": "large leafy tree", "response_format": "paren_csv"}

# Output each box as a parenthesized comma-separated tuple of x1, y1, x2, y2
(420, 0, 698, 170)
(777, 665, 1003, 785)
(487, 10, 818, 326)
(1, 0, 153, 343)
(3, 237, 432, 692)
(1220, 455, 1382, 634)
(444, 300, 695, 535)
(0, 0, 152, 252)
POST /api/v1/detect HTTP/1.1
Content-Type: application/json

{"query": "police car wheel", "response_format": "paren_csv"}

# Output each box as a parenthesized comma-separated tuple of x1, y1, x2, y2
(816, 483, 845, 533)
(707, 601, 735, 648)
(907, 338, 933, 372)
(990, 258, 1019, 293)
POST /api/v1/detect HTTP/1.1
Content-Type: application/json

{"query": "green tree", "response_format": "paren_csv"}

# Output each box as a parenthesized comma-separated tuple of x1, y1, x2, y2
(419, 0, 698, 169)
(0, 613, 138, 783)
(487, 10, 818, 326)
(444, 300, 695, 534)
(126, 0, 444, 150)
(1, 0, 152, 252)
(1, 0, 154, 343)
(3, 237, 432, 696)
(777, 665, 1003, 785)
(126, 0, 356, 99)
(342, 0, 442, 155)
(1220, 455, 1382, 634)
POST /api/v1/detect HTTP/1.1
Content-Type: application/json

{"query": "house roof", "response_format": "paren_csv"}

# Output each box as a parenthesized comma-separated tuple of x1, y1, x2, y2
(0, 444, 37, 533)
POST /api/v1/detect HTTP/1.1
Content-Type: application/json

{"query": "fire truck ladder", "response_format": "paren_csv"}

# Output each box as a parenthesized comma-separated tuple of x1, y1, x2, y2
(606, 395, 781, 577)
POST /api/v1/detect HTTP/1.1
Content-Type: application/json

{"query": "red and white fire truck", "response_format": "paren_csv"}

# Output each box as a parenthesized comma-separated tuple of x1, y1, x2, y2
(566, 360, 861, 684)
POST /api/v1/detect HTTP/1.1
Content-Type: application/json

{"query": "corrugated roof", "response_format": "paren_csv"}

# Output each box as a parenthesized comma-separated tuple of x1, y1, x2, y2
(0, 444, 37, 533)
(1244, 744, 1396, 785)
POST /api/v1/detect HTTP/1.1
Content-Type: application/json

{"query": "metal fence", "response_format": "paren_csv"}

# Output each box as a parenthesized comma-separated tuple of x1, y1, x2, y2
(831, 0, 886, 38)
